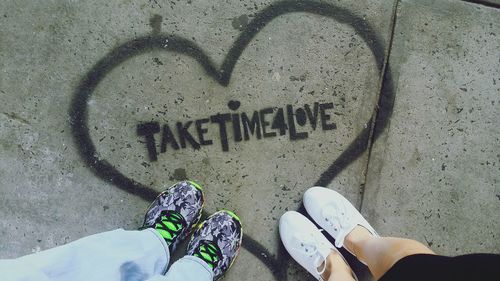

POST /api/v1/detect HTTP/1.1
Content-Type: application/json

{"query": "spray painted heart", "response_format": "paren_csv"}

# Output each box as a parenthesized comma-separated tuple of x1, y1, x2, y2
(70, 1, 394, 280)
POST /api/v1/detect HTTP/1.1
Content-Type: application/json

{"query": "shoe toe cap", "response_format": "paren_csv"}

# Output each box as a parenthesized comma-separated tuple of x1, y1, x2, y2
(279, 212, 302, 236)
(279, 211, 318, 241)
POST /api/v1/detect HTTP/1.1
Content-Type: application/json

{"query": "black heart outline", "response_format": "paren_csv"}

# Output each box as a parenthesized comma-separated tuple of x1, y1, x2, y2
(69, 0, 395, 280)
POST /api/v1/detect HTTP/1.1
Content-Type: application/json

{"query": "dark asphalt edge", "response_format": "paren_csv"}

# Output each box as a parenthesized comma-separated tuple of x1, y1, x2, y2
(461, 0, 500, 9)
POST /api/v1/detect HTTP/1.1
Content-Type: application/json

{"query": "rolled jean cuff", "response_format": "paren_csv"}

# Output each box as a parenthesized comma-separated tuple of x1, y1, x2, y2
(143, 228, 171, 275)
(180, 255, 214, 278)
(164, 255, 214, 281)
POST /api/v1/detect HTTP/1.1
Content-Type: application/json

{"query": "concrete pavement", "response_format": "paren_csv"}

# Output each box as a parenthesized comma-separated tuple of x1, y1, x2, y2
(1, 0, 498, 280)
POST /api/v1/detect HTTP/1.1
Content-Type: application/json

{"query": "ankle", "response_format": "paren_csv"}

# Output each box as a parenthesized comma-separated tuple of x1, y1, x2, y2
(344, 225, 374, 258)
(320, 250, 352, 280)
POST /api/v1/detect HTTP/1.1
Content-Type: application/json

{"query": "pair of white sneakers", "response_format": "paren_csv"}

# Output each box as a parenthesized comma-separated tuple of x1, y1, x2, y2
(279, 187, 379, 280)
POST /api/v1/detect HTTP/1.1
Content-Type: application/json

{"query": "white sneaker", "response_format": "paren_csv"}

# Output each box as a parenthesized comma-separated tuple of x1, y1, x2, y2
(304, 187, 379, 251)
(279, 211, 358, 281)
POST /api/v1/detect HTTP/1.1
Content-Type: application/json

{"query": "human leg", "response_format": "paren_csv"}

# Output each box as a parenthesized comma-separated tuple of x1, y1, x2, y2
(343, 226, 434, 279)
(1, 181, 245, 281)
(376, 253, 500, 281)
(0, 228, 170, 281)
(302, 187, 500, 280)
(322, 250, 357, 281)
(0, 181, 205, 281)
(304, 187, 435, 280)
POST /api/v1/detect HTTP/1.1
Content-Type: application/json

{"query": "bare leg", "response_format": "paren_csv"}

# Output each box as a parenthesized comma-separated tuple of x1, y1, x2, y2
(320, 250, 356, 281)
(344, 226, 435, 280)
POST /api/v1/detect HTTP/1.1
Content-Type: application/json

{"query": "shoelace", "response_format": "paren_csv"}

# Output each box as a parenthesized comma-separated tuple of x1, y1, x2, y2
(193, 241, 223, 270)
(291, 231, 331, 276)
(321, 204, 348, 234)
(155, 210, 187, 245)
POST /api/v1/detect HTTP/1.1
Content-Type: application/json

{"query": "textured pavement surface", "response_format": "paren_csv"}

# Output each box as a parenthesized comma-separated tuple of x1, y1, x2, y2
(0, 0, 498, 280)
(363, 0, 500, 256)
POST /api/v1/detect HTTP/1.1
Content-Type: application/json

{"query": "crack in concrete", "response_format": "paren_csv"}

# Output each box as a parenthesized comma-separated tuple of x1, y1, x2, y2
(1, 112, 31, 126)
(359, 0, 401, 212)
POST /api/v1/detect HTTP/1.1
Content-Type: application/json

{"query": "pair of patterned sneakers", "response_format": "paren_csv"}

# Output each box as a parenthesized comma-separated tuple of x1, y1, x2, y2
(142, 181, 242, 280)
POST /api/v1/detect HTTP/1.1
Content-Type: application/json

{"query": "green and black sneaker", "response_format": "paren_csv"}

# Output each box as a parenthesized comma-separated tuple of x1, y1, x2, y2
(187, 211, 243, 280)
(142, 181, 204, 252)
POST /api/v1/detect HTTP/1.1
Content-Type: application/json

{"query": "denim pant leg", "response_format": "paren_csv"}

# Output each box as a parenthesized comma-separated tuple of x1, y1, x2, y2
(160, 256, 213, 281)
(0, 228, 170, 281)
(144, 255, 213, 281)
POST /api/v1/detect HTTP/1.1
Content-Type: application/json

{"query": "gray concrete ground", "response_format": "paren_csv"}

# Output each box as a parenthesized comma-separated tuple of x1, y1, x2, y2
(363, 0, 500, 256)
(0, 0, 498, 280)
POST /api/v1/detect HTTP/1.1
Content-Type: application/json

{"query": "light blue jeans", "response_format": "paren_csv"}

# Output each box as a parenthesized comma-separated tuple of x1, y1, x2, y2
(0, 229, 213, 281)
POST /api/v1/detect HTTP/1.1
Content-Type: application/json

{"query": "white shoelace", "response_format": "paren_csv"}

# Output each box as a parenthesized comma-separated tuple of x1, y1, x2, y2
(291, 231, 331, 276)
(321, 204, 348, 234)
